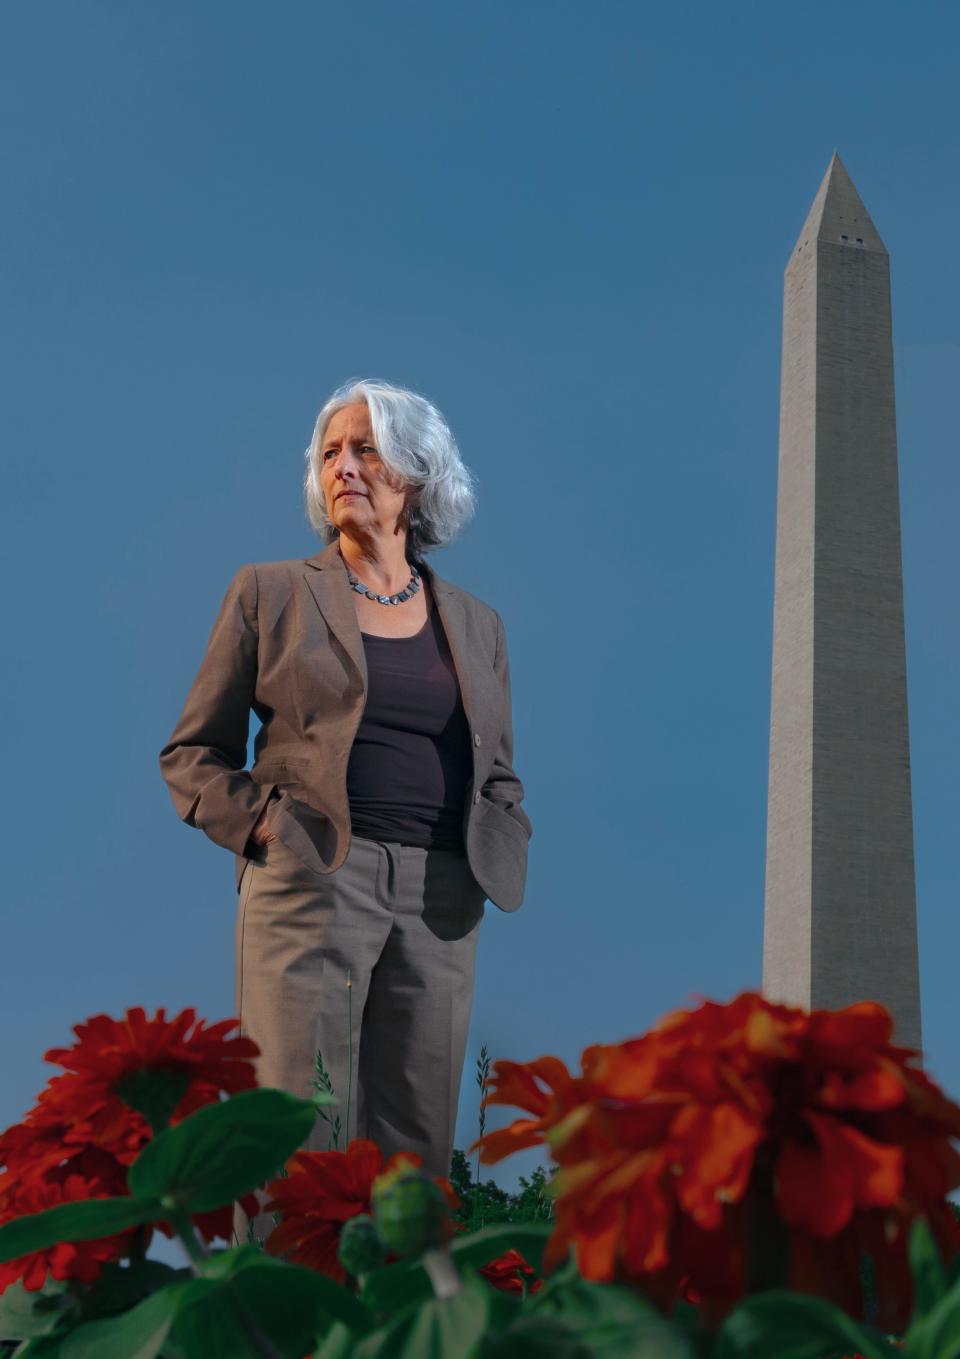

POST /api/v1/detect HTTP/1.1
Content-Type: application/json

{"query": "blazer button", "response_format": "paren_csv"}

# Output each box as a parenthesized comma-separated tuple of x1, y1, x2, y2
(474, 733, 481, 746)
(474, 791, 481, 804)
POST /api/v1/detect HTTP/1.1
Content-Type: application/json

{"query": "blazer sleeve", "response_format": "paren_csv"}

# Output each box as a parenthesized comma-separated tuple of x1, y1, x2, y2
(159, 564, 277, 856)
(482, 611, 533, 840)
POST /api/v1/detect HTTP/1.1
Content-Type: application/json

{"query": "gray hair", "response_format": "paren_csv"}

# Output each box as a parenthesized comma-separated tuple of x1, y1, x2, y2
(303, 378, 478, 558)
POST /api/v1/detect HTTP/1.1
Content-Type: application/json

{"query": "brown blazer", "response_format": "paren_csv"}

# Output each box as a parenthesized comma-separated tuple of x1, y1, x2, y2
(159, 538, 531, 912)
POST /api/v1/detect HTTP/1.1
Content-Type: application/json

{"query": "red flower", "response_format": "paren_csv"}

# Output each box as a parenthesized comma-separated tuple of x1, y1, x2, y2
(39, 1008, 259, 1142)
(0, 1008, 261, 1293)
(478, 1247, 543, 1294)
(470, 992, 960, 1330)
(263, 1139, 460, 1282)
(0, 1105, 149, 1202)
(0, 1171, 135, 1293)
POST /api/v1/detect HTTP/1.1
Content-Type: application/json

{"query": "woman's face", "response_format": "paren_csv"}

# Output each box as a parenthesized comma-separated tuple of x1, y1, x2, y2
(320, 402, 414, 539)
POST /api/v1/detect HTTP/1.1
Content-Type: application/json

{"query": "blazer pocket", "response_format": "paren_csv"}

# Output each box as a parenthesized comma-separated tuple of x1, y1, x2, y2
(475, 794, 530, 845)
(253, 756, 311, 783)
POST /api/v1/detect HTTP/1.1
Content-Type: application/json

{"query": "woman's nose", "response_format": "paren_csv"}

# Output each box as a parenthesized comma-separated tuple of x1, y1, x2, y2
(332, 448, 361, 475)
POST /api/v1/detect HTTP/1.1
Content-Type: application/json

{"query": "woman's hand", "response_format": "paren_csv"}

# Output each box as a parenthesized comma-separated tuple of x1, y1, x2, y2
(250, 807, 278, 846)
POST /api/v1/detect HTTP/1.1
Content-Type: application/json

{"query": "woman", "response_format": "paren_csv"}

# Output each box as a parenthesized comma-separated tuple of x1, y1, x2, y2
(159, 378, 531, 1188)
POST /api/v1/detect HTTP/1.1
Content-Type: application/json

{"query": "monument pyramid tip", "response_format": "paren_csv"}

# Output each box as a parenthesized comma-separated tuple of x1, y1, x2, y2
(788, 152, 886, 259)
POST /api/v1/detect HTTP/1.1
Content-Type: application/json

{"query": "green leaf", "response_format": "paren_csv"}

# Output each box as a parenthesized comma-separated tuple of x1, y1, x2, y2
(74, 1258, 189, 1322)
(167, 1278, 256, 1359)
(714, 1291, 901, 1359)
(0, 1279, 71, 1340)
(450, 1223, 552, 1277)
(0, 1199, 160, 1264)
(905, 1271, 960, 1359)
(235, 1255, 373, 1336)
(909, 1216, 950, 1321)
(474, 1276, 523, 1336)
(481, 1314, 592, 1358)
(194, 1242, 375, 1321)
(59, 1283, 189, 1359)
(128, 1088, 317, 1212)
(528, 1274, 697, 1359)
(360, 1256, 434, 1316)
(170, 1255, 372, 1359)
(12, 1338, 66, 1357)
(352, 1285, 489, 1359)
(311, 1321, 359, 1359)
(196, 1244, 265, 1279)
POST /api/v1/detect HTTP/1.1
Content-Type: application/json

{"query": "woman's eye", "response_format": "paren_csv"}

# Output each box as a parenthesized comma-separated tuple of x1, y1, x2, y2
(322, 445, 375, 459)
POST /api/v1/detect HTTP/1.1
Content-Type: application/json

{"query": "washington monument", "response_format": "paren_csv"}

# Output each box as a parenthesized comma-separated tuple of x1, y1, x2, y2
(762, 153, 922, 1048)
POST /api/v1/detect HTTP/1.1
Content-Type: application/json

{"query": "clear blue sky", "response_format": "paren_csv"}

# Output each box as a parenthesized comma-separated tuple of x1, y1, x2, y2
(3, 1, 959, 1204)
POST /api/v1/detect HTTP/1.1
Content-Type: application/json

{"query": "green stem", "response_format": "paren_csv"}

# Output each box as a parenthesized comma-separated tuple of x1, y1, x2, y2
(172, 1209, 283, 1359)
(169, 1208, 209, 1275)
(345, 968, 353, 1145)
(423, 1244, 463, 1299)
(129, 1223, 149, 1263)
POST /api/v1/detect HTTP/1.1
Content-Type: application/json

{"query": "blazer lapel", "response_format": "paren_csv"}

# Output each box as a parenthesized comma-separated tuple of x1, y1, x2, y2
(302, 538, 477, 725)
(303, 539, 368, 690)
(424, 568, 476, 727)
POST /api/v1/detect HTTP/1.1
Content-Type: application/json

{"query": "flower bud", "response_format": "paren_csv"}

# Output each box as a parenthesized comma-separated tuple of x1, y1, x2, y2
(337, 1213, 387, 1277)
(371, 1167, 453, 1258)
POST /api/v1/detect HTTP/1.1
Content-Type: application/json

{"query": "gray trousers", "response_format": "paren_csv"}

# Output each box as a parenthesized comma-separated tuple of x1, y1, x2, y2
(235, 832, 486, 1188)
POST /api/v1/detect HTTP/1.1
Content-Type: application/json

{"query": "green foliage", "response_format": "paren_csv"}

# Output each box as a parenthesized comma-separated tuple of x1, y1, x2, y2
(480, 1312, 593, 1358)
(0, 1200, 161, 1264)
(0, 1263, 189, 1357)
(358, 1255, 435, 1318)
(350, 1276, 490, 1359)
(448, 1148, 555, 1233)
(909, 1218, 952, 1327)
(8, 1179, 960, 1359)
(7, 1037, 960, 1359)
(8, 1338, 66, 1357)
(903, 1229, 960, 1359)
(128, 1088, 317, 1213)
(170, 1251, 372, 1358)
(474, 1045, 491, 1185)
(73, 1261, 187, 1323)
(522, 1263, 702, 1359)
(0, 1281, 69, 1341)
(58, 1282, 189, 1359)
(313, 1049, 342, 1150)
(714, 1292, 901, 1359)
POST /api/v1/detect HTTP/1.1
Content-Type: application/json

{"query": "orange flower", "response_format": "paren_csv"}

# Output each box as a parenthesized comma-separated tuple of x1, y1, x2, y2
(263, 1139, 459, 1282)
(478, 1247, 543, 1294)
(466, 1055, 584, 1164)
(470, 992, 960, 1329)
